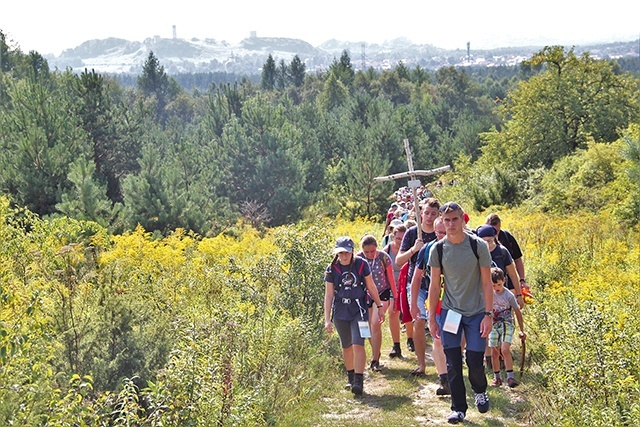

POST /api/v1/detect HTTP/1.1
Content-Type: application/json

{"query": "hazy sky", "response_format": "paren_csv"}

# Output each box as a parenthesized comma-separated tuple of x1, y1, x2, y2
(2, 1, 638, 56)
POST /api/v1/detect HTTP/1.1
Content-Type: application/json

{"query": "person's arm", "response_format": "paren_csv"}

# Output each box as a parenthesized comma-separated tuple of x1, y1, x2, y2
(506, 263, 524, 309)
(396, 244, 419, 267)
(386, 261, 398, 300)
(480, 265, 494, 338)
(364, 275, 385, 323)
(427, 265, 442, 339)
(514, 306, 525, 339)
(324, 281, 335, 334)
(396, 230, 424, 267)
(514, 257, 526, 285)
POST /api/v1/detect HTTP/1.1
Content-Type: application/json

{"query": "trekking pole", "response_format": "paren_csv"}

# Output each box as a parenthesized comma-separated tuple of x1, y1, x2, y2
(519, 334, 526, 379)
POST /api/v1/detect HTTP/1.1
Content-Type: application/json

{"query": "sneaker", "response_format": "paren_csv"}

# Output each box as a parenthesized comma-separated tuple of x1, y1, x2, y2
(370, 360, 382, 372)
(389, 344, 402, 358)
(447, 411, 465, 424)
(436, 381, 451, 396)
(351, 374, 363, 396)
(507, 377, 519, 388)
(475, 391, 490, 413)
(490, 378, 503, 387)
(407, 338, 415, 352)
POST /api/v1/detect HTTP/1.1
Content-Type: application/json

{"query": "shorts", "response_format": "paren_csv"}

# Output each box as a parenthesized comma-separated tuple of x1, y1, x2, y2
(407, 286, 428, 320)
(367, 288, 392, 308)
(333, 317, 366, 348)
(488, 321, 515, 347)
(437, 310, 486, 353)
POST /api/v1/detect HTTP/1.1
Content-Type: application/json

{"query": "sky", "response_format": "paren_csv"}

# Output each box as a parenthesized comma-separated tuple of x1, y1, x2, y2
(2, 1, 638, 56)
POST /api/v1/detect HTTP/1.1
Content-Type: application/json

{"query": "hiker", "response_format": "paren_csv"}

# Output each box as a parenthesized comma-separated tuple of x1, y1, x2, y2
(485, 213, 530, 293)
(382, 218, 403, 248)
(427, 202, 493, 424)
(356, 235, 397, 372)
(475, 225, 525, 309)
(324, 236, 385, 396)
(383, 224, 407, 358)
(396, 197, 441, 376)
(410, 217, 450, 395)
(488, 267, 526, 388)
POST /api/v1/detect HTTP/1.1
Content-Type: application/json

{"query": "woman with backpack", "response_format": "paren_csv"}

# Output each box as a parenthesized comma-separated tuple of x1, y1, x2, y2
(357, 234, 397, 372)
(324, 236, 385, 396)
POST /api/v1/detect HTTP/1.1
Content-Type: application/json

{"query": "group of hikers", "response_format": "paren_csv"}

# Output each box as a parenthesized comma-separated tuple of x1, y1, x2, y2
(323, 194, 531, 424)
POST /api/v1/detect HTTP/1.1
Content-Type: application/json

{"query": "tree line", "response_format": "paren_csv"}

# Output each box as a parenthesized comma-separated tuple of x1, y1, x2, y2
(1, 30, 639, 237)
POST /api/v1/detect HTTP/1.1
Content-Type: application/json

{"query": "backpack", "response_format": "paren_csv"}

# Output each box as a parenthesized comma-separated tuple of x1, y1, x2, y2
(331, 258, 368, 320)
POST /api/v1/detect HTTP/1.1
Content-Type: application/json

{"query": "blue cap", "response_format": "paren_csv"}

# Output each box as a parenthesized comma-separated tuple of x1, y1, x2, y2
(333, 236, 355, 254)
(477, 225, 497, 238)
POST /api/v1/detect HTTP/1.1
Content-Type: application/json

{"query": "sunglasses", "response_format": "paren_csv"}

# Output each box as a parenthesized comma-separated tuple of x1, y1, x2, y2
(439, 202, 462, 213)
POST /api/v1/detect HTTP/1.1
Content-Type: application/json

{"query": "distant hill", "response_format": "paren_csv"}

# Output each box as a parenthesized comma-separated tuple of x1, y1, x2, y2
(45, 35, 639, 76)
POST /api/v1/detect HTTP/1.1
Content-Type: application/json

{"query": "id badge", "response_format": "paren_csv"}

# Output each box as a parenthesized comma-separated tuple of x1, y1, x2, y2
(442, 309, 462, 334)
(358, 320, 371, 338)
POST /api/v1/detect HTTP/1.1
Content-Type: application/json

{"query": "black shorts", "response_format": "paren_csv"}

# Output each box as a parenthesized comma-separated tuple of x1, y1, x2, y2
(368, 288, 392, 308)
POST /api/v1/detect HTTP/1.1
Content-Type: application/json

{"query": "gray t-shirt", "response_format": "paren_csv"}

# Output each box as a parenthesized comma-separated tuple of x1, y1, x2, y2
(428, 233, 492, 316)
(493, 288, 518, 324)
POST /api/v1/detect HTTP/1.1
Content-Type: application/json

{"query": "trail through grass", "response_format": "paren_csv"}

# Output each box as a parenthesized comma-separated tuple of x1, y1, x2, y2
(282, 330, 532, 426)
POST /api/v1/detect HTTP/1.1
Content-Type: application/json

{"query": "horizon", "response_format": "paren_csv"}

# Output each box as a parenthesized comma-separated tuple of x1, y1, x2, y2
(2, 1, 639, 56)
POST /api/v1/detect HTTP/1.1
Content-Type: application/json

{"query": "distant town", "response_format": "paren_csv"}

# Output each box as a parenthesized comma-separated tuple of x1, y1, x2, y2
(45, 30, 640, 76)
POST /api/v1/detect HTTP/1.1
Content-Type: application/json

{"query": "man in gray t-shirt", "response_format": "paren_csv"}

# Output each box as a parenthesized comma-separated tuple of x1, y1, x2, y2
(427, 202, 494, 425)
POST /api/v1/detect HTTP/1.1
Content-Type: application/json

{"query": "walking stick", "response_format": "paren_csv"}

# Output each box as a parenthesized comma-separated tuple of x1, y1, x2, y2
(519, 334, 526, 379)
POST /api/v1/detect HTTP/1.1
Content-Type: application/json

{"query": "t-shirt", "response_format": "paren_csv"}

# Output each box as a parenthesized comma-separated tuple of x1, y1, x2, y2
(400, 226, 436, 283)
(356, 250, 392, 294)
(498, 229, 522, 260)
(489, 244, 515, 289)
(492, 288, 518, 324)
(324, 256, 372, 321)
(428, 233, 492, 316)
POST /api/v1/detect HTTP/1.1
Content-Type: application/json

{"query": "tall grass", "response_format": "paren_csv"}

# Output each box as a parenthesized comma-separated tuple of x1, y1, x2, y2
(492, 209, 640, 426)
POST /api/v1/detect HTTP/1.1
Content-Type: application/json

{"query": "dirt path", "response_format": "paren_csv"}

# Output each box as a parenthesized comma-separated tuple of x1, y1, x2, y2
(317, 337, 530, 427)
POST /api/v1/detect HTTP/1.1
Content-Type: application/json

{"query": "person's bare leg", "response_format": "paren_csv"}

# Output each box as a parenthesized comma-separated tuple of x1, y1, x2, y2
(413, 318, 427, 372)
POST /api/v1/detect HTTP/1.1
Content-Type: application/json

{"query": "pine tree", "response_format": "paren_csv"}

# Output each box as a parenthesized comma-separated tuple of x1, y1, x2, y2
(289, 55, 306, 87)
(261, 54, 276, 91)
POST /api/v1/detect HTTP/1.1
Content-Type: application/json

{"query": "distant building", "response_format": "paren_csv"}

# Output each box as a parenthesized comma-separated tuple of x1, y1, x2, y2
(250, 31, 257, 39)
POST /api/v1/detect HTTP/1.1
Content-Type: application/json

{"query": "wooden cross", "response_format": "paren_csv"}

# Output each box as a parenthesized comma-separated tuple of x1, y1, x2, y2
(374, 139, 450, 241)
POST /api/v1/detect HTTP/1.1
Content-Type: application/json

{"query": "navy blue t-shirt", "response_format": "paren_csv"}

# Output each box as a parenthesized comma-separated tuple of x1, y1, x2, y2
(400, 226, 436, 283)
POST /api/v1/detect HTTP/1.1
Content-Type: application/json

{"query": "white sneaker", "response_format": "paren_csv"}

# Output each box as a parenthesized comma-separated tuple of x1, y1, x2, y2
(447, 410, 465, 424)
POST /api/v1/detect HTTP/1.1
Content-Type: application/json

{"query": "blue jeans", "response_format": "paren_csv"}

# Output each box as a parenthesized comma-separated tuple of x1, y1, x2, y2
(437, 310, 488, 413)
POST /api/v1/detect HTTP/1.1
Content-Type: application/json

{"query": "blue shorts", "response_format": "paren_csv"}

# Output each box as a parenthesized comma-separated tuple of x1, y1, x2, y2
(407, 286, 428, 321)
(437, 310, 486, 353)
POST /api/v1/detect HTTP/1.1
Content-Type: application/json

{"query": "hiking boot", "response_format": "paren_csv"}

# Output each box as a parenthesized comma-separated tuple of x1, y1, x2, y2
(436, 375, 450, 395)
(475, 391, 490, 413)
(447, 410, 465, 424)
(345, 370, 355, 390)
(351, 373, 364, 396)
(370, 360, 383, 372)
(407, 338, 415, 352)
(507, 377, 519, 388)
(389, 343, 402, 358)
